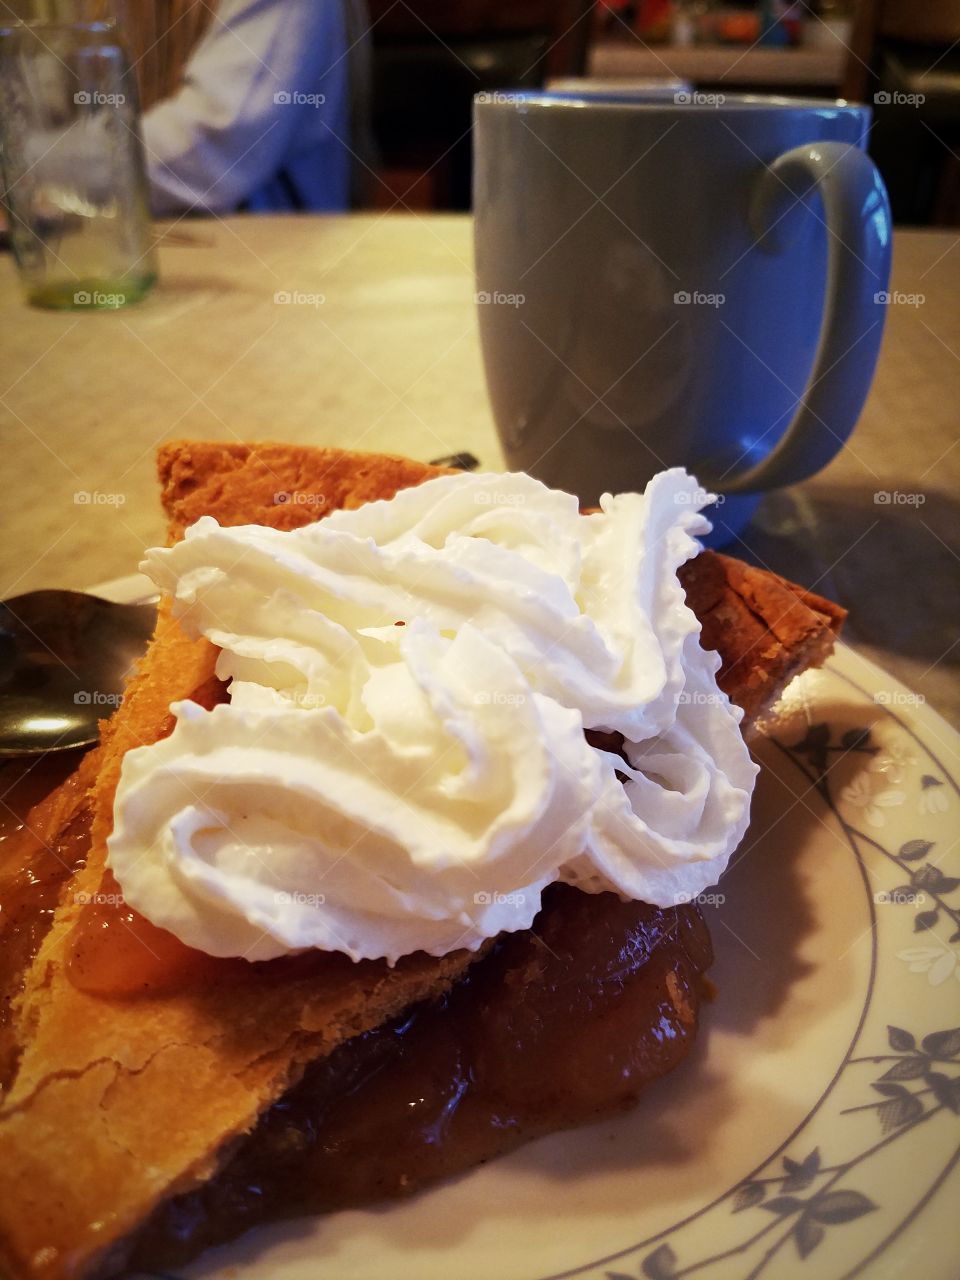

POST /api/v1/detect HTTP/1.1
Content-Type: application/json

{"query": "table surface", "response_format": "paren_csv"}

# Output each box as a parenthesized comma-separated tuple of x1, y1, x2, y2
(2, 215, 958, 727)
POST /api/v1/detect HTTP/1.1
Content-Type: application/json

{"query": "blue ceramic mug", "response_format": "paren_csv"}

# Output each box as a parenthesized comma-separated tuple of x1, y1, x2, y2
(473, 93, 892, 537)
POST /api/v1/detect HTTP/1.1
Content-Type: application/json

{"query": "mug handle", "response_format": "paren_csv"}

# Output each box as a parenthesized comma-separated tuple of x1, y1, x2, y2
(706, 141, 892, 494)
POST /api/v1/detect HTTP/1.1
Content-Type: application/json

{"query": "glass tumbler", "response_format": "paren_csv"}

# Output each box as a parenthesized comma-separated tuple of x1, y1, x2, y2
(0, 21, 157, 309)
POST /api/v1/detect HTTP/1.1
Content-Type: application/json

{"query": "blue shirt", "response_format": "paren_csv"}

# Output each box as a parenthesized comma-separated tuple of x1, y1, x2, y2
(143, 0, 360, 214)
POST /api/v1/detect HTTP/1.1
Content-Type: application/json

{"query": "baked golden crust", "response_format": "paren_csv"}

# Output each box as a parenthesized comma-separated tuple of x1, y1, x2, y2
(0, 442, 845, 1280)
(679, 550, 845, 732)
(158, 439, 452, 538)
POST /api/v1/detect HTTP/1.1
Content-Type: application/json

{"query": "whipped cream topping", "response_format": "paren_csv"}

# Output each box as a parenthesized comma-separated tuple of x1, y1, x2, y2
(108, 468, 758, 963)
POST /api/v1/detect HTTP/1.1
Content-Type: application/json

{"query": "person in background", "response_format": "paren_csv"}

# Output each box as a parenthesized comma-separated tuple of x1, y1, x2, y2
(135, 0, 371, 214)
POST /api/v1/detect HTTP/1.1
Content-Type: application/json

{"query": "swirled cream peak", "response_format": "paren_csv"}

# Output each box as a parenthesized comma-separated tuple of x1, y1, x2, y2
(108, 468, 757, 963)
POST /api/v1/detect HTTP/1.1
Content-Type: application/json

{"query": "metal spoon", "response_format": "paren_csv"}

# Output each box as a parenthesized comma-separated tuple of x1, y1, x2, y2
(0, 591, 157, 757)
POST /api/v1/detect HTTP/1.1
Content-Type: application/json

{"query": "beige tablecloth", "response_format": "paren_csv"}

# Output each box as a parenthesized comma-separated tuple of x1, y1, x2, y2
(2, 216, 958, 725)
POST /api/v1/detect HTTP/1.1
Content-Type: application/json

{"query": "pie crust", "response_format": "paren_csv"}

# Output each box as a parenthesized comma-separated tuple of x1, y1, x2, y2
(0, 443, 845, 1280)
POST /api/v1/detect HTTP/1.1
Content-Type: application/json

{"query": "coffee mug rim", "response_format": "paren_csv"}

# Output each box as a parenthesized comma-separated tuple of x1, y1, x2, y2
(475, 90, 868, 115)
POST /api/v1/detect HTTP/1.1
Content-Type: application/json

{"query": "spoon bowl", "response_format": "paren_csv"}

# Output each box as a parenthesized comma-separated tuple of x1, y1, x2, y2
(0, 590, 158, 757)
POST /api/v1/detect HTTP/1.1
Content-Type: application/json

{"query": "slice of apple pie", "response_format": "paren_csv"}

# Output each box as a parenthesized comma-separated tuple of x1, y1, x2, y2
(0, 442, 844, 1280)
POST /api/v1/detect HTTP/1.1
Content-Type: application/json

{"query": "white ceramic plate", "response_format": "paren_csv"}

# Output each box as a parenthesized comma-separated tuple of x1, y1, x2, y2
(96, 577, 960, 1280)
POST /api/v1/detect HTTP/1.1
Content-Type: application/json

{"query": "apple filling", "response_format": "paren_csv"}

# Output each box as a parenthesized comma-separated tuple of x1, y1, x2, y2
(129, 884, 711, 1268)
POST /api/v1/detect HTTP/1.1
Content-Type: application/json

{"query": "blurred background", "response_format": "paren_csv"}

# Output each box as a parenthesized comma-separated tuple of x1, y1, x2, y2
(5, 0, 959, 224)
(365, 0, 960, 225)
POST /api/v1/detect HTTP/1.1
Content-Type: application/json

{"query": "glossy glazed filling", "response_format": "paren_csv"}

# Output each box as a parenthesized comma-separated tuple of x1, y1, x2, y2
(130, 885, 712, 1269)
